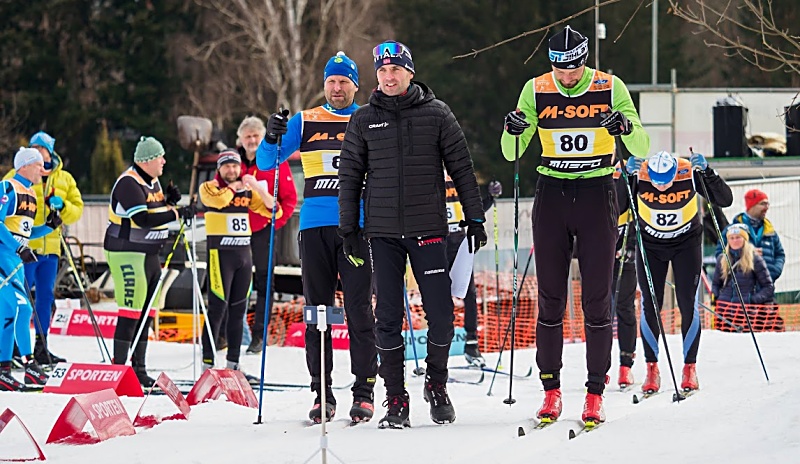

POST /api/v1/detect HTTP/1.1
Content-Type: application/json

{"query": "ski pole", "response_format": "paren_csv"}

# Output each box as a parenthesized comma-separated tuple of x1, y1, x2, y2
(486, 243, 533, 396)
(692, 148, 768, 382)
(611, 223, 630, 324)
(502, 135, 521, 406)
(665, 279, 743, 332)
(617, 152, 683, 402)
(22, 279, 52, 365)
(256, 108, 289, 424)
(492, 197, 502, 357)
(60, 234, 112, 362)
(0, 262, 23, 292)
(404, 285, 425, 376)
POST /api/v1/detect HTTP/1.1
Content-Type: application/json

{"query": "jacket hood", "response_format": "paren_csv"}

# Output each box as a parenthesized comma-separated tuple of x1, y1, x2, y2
(369, 81, 435, 111)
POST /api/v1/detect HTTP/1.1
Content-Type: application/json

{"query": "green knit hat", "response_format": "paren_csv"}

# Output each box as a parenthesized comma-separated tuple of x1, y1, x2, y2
(134, 136, 165, 163)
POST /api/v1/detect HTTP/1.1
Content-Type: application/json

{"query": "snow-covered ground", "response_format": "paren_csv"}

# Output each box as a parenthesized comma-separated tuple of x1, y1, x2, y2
(1, 330, 798, 463)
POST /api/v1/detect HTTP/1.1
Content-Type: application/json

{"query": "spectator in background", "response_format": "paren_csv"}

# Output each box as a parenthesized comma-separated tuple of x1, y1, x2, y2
(716, 189, 785, 284)
(237, 116, 297, 354)
(712, 224, 774, 305)
(3, 131, 84, 365)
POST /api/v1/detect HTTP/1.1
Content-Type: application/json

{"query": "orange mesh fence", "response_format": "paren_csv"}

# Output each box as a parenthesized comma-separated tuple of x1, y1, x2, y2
(712, 301, 788, 333)
(227, 273, 800, 351)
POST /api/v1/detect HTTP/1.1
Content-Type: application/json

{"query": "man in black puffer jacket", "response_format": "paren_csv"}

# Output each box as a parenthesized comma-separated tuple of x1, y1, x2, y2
(338, 40, 486, 429)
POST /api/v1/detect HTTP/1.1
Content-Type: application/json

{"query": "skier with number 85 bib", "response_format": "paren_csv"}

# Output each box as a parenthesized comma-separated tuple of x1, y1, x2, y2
(500, 25, 649, 426)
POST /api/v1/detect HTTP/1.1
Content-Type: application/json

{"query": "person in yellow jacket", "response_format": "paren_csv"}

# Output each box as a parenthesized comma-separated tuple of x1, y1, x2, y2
(3, 131, 84, 364)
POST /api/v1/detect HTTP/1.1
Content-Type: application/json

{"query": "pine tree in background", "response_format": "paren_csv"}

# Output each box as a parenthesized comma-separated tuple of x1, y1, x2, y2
(91, 120, 125, 194)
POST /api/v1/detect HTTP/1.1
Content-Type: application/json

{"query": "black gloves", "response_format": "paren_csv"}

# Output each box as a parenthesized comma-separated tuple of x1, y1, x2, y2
(459, 219, 488, 253)
(265, 109, 290, 144)
(177, 204, 197, 222)
(17, 246, 37, 264)
(488, 180, 502, 198)
(504, 110, 530, 136)
(165, 181, 182, 206)
(599, 110, 632, 136)
(342, 230, 365, 267)
(45, 210, 62, 229)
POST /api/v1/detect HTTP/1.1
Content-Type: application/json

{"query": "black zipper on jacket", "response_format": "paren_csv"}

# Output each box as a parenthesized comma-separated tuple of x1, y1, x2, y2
(396, 100, 405, 238)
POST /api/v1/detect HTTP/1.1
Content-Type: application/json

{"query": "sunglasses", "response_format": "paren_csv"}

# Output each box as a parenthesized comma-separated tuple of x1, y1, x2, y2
(373, 41, 411, 62)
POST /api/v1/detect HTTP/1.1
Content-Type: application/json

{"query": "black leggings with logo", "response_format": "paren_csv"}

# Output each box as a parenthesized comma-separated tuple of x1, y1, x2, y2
(532, 175, 617, 395)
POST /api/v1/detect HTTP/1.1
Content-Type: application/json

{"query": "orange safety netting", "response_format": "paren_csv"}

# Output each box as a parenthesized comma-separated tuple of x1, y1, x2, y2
(160, 272, 800, 349)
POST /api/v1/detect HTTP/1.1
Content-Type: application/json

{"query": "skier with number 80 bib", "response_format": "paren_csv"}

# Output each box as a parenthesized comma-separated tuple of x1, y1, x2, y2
(500, 25, 649, 426)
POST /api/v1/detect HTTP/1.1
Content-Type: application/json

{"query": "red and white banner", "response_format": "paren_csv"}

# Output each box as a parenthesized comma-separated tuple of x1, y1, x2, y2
(43, 362, 144, 397)
(133, 372, 191, 428)
(186, 369, 258, 409)
(284, 323, 350, 350)
(50, 306, 117, 338)
(46, 389, 136, 444)
(0, 408, 46, 461)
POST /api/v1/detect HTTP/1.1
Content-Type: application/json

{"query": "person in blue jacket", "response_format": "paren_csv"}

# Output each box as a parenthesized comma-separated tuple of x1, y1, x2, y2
(716, 189, 785, 284)
(257, 51, 378, 425)
(0, 148, 61, 391)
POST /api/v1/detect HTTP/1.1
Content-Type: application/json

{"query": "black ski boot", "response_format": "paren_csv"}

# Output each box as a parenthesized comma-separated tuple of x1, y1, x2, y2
(23, 359, 49, 386)
(34, 334, 66, 365)
(309, 395, 336, 424)
(349, 397, 374, 424)
(0, 363, 25, 391)
(133, 367, 156, 388)
(423, 376, 456, 424)
(464, 336, 486, 368)
(245, 335, 263, 355)
(378, 392, 410, 429)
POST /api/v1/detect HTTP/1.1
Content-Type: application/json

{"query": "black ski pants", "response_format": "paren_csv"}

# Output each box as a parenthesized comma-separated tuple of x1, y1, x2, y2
(300, 226, 377, 403)
(445, 231, 478, 336)
(203, 247, 252, 364)
(532, 175, 617, 395)
(370, 236, 453, 396)
(612, 252, 638, 366)
(636, 234, 702, 364)
(249, 226, 276, 341)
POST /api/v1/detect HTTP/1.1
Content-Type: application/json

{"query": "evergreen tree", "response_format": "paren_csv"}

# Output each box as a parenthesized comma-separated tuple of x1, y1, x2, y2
(91, 120, 125, 194)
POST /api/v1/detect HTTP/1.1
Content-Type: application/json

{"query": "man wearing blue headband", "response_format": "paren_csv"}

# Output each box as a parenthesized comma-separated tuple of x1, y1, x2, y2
(500, 25, 650, 427)
(338, 40, 487, 429)
(258, 51, 378, 426)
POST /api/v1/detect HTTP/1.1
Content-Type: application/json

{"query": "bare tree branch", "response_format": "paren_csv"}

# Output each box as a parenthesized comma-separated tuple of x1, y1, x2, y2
(452, 0, 622, 60)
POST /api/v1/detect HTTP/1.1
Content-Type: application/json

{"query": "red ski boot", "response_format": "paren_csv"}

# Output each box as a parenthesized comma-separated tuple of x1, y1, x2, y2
(641, 362, 660, 393)
(618, 366, 634, 389)
(681, 363, 699, 391)
(581, 393, 606, 425)
(536, 388, 562, 422)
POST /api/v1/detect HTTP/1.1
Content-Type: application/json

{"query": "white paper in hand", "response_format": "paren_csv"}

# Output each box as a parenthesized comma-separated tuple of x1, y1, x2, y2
(450, 237, 475, 298)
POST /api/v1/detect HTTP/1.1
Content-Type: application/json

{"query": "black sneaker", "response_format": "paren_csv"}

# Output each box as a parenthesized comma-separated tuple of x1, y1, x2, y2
(309, 400, 336, 424)
(216, 336, 228, 351)
(378, 392, 410, 429)
(0, 365, 25, 391)
(423, 377, 456, 424)
(464, 340, 486, 368)
(34, 335, 66, 365)
(24, 360, 48, 385)
(246, 336, 263, 355)
(349, 397, 374, 424)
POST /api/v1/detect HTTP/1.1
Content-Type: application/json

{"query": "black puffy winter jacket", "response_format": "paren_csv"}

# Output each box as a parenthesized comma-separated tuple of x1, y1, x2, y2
(338, 82, 484, 238)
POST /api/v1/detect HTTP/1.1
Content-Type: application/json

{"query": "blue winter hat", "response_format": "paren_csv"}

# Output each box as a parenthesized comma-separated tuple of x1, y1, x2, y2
(29, 131, 55, 155)
(324, 51, 359, 87)
(372, 40, 415, 74)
